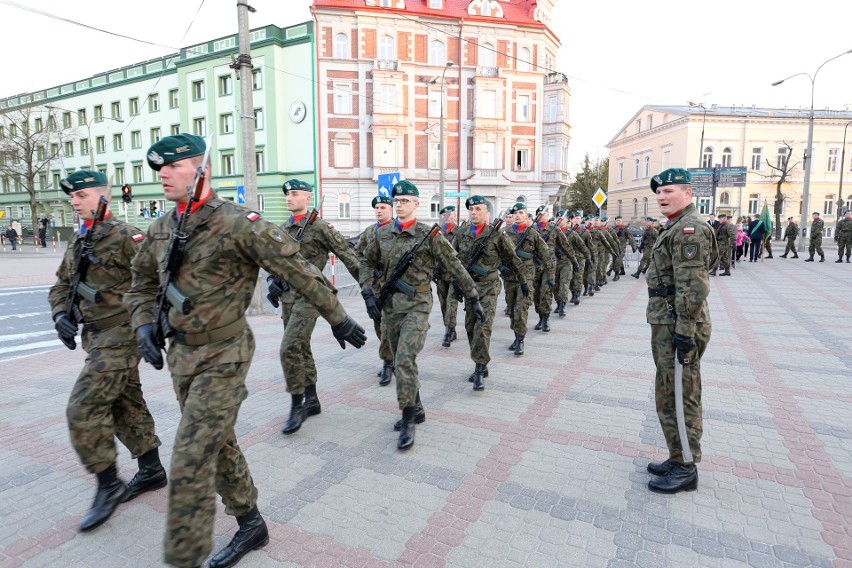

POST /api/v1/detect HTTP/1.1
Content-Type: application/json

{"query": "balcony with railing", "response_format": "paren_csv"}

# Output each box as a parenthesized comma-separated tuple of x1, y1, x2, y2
(476, 66, 500, 78)
(375, 59, 399, 71)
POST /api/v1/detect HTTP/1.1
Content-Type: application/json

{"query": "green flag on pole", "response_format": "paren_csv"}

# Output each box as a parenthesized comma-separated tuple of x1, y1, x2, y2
(757, 201, 773, 243)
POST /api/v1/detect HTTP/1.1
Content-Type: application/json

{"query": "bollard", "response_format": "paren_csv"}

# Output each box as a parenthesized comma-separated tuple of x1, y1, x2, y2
(330, 254, 336, 286)
(52, 236, 57, 252)
(1, 235, 5, 252)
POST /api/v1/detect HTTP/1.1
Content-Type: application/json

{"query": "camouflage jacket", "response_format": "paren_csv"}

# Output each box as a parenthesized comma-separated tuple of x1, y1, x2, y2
(358, 219, 478, 306)
(538, 222, 576, 266)
(354, 220, 392, 291)
(124, 195, 347, 375)
(577, 226, 595, 260)
(504, 223, 555, 282)
(810, 218, 824, 240)
(783, 223, 798, 240)
(836, 218, 852, 238)
(716, 222, 737, 247)
(454, 223, 526, 290)
(565, 228, 591, 261)
(591, 228, 616, 256)
(639, 228, 655, 250)
(276, 215, 360, 304)
(615, 227, 637, 252)
(646, 203, 718, 337)
(48, 216, 145, 357)
(437, 223, 465, 282)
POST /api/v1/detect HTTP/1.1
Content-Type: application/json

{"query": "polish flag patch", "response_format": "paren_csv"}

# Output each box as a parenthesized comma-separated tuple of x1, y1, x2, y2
(683, 226, 695, 234)
(246, 212, 261, 222)
(131, 234, 144, 242)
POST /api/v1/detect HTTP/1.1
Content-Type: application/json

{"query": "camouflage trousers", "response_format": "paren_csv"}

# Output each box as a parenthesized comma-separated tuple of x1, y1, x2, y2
(165, 361, 258, 568)
(613, 248, 626, 274)
(809, 236, 824, 257)
(280, 298, 320, 395)
(505, 272, 532, 336)
(372, 315, 393, 362)
(596, 251, 609, 281)
(384, 293, 432, 409)
(584, 259, 596, 286)
(436, 278, 459, 328)
(638, 249, 652, 273)
(837, 235, 852, 258)
(570, 260, 584, 293)
(783, 238, 797, 255)
(553, 260, 573, 304)
(533, 266, 553, 315)
(67, 351, 161, 475)
(465, 278, 500, 365)
(717, 241, 733, 269)
(650, 322, 711, 464)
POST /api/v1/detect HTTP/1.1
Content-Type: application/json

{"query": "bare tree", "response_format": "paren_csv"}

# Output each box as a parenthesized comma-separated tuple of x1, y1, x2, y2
(761, 140, 800, 240)
(562, 154, 609, 215)
(0, 100, 72, 237)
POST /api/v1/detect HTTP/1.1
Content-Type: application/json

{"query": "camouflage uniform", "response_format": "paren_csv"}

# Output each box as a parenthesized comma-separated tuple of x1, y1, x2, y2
(125, 194, 350, 568)
(578, 225, 596, 293)
(354, 221, 393, 362)
(592, 226, 616, 284)
(358, 220, 478, 409)
(614, 226, 637, 274)
(435, 224, 462, 340)
(533, 222, 560, 317)
(715, 222, 737, 271)
(565, 228, 590, 298)
(808, 217, 825, 259)
(503, 223, 554, 336)
(637, 227, 659, 274)
(454, 224, 525, 365)
(275, 215, 360, 395)
(646, 203, 717, 465)
(49, 217, 161, 475)
(551, 227, 579, 308)
(782, 222, 799, 257)
(834, 217, 852, 261)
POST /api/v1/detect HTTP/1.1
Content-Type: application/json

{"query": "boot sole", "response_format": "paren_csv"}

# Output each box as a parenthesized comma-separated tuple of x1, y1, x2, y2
(393, 413, 426, 431)
(79, 485, 130, 532)
(125, 477, 168, 502)
(648, 478, 698, 494)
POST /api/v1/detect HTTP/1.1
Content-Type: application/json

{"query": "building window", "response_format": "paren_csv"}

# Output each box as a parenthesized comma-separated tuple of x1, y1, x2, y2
(828, 148, 839, 172)
(335, 33, 349, 58)
(129, 97, 139, 116)
(648, 115, 653, 129)
(379, 36, 394, 60)
(219, 75, 233, 96)
(479, 90, 496, 118)
(377, 85, 396, 113)
(254, 108, 264, 130)
(257, 194, 265, 211)
(131, 130, 141, 148)
(169, 89, 179, 108)
(429, 142, 440, 169)
(333, 84, 352, 115)
(64, 141, 75, 156)
(430, 195, 440, 217)
(171, 124, 180, 136)
(115, 165, 125, 185)
(221, 154, 235, 175)
(702, 147, 714, 168)
(77, 109, 87, 125)
(643, 155, 650, 178)
(662, 149, 670, 170)
(338, 194, 351, 218)
(429, 0, 442, 8)
(192, 80, 205, 100)
(193, 118, 206, 136)
(514, 147, 530, 170)
(111, 101, 121, 119)
(481, 142, 496, 169)
(776, 146, 788, 169)
(149, 93, 160, 112)
(643, 197, 649, 216)
(617, 161, 624, 183)
(94, 105, 103, 122)
(220, 113, 234, 134)
(632, 198, 638, 217)
(33, 117, 43, 133)
(79, 139, 88, 156)
(748, 194, 759, 215)
(480, 42, 495, 67)
(334, 137, 352, 168)
(547, 96, 557, 122)
(481, 0, 490, 16)
(722, 147, 733, 167)
(635, 119, 641, 134)
(429, 41, 445, 66)
(133, 164, 143, 183)
(719, 191, 730, 205)
(546, 146, 557, 170)
(751, 147, 763, 170)
(697, 198, 710, 215)
(517, 94, 530, 122)
(824, 194, 835, 215)
(428, 92, 441, 118)
(252, 69, 262, 90)
(113, 134, 123, 151)
(150, 127, 161, 144)
(633, 158, 640, 179)
(255, 150, 265, 172)
(517, 47, 531, 72)
(97, 136, 107, 153)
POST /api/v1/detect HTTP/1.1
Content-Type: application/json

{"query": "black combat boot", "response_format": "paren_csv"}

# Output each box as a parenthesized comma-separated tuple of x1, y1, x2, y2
(847, 256, 850, 263)
(398, 406, 417, 451)
(79, 464, 129, 532)
(534, 315, 544, 330)
(555, 301, 566, 316)
(571, 291, 580, 305)
(504, 304, 511, 316)
(394, 392, 426, 431)
(613, 273, 620, 281)
(450, 328, 457, 342)
(508, 336, 519, 350)
(209, 506, 269, 568)
(442, 326, 453, 347)
(281, 393, 306, 434)
(792, 253, 799, 258)
(304, 384, 321, 417)
(779, 253, 788, 258)
(631, 271, 641, 279)
(709, 268, 717, 276)
(601, 277, 608, 285)
(836, 257, 844, 263)
(648, 463, 698, 494)
(588, 284, 595, 297)
(594, 283, 601, 291)
(125, 447, 167, 501)
(582, 285, 589, 296)
(469, 364, 488, 390)
(819, 254, 825, 262)
(646, 458, 677, 476)
(541, 314, 550, 332)
(721, 268, 731, 276)
(619, 267, 626, 275)
(804, 256, 814, 262)
(514, 335, 525, 356)
(379, 360, 394, 386)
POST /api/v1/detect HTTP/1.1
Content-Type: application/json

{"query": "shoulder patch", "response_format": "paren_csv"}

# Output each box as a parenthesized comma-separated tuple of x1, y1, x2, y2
(246, 212, 261, 222)
(131, 234, 144, 242)
(683, 226, 695, 234)
(268, 227, 285, 242)
(681, 243, 700, 260)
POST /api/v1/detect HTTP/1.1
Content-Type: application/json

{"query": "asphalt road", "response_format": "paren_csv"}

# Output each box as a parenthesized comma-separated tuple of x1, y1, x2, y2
(0, 284, 64, 363)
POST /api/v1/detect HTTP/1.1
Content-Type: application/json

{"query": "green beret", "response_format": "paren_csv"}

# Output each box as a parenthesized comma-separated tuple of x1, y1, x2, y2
(371, 195, 392, 208)
(718, 213, 728, 219)
(510, 202, 526, 213)
(572, 211, 583, 217)
(439, 205, 456, 215)
(535, 204, 547, 215)
(146, 133, 205, 171)
(600, 216, 608, 222)
(556, 210, 566, 217)
(650, 167, 692, 193)
(812, 211, 820, 215)
(392, 180, 418, 197)
(646, 217, 656, 222)
(283, 178, 313, 194)
(465, 195, 488, 209)
(60, 170, 108, 195)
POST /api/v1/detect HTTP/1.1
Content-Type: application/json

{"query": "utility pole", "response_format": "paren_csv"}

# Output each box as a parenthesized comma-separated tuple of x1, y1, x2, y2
(233, 2, 258, 210)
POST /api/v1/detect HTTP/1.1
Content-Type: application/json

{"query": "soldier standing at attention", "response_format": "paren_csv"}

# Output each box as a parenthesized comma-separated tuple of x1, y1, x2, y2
(359, 180, 484, 450)
(804, 211, 825, 262)
(779, 217, 799, 258)
(532, 205, 557, 332)
(49, 170, 167, 533)
(267, 178, 362, 435)
(834, 210, 852, 262)
(126, 134, 366, 568)
(435, 205, 461, 348)
(632, 218, 656, 278)
(710, 214, 736, 276)
(645, 168, 717, 494)
(354, 195, 396, 385)
(454, 196, 526, 389)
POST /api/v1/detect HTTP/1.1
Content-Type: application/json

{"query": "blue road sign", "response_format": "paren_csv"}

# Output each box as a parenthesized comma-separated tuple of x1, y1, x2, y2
(237, 185, 246, 204)
(445, 191, 468, 198)
(377, 173, 400, 197)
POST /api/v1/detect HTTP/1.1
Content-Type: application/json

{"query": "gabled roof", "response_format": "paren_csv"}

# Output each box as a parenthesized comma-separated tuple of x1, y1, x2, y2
(312, 0, 544, 27)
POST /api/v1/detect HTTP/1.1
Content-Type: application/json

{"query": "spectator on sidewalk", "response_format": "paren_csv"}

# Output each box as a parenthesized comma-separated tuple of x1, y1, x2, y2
(735, 224, 747, 262)
(747, 216, 764, 262)
(4, 224, 18, 250)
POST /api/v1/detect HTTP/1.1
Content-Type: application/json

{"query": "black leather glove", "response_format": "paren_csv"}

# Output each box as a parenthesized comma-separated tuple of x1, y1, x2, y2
(266, 276, 283, 308)
(467, 297, 485, 322)
(53, 312, 77, 350)
(331, 315, 367, 349)
(639, 247, 644, 253)
(672, 333, 697, 364)
(136, 323, 164, 370)
(520, 281, 530, 297)
(498, 264, 512, 278)
(361, 288, 382, 322)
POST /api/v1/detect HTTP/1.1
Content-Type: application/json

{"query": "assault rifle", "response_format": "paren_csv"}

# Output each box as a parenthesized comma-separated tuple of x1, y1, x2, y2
(61, 197, 109, 349)
(151, 140, 212, 348)
(266, 196, 324, 308)
(376, 223, 441, 313)
(452, 216, 504, 301)
(514, 211, 544, 262)
(432, 221, 466, 284)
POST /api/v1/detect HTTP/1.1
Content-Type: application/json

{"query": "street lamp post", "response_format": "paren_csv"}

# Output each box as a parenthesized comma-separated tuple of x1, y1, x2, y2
(433, 61, 454, 209)
(772, 48, 852, 252)
(838, 120, 852, 218)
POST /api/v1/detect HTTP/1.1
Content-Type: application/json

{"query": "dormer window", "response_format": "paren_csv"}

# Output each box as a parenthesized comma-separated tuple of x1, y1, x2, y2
(429, 0, 442, 8)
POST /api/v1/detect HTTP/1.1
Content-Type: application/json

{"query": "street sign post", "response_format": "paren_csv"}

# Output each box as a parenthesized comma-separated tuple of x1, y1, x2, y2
(592, 188, 607, 214)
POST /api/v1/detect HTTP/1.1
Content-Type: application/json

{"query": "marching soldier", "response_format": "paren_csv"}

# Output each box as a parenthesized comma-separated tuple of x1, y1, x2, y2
(834, 210, 852, 262)
(591, 217, 616, 289)
(577, 214, 596, 296)
(804, 212, 825, 262)
(613, 217, 637, 279)
(779, 216, 799, 258)
(358, 180, 484, 450)
(49, 170, 167, 533)
(562, 212, 590, 305)
(354, 195, 396, 385)
(454, 196, 526, 389)
(435, 205, 462, 347)
(711, 214, 736, 276)
(532, 205, 558, 331)
(632, 218, 657, 278)
(601, 217, 620, 282)
(644, 168, 717, 494)
(267, 179, 362, 435)
(126, 134, 366, 568)
(551, 211, 581, 314)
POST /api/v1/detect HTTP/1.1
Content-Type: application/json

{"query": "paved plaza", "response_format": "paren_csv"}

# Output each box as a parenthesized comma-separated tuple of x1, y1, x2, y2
(1, 247, 851, 567)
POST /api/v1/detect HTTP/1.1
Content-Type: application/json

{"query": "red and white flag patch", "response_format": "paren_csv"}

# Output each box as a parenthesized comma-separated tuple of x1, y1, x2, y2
(131, 233, 144, 242)
(246, 212, 261, 222)
(683, 226, 695, 234)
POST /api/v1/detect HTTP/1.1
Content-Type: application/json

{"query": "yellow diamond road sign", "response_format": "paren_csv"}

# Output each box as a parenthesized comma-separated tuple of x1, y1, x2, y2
(592, 188, 607, 208)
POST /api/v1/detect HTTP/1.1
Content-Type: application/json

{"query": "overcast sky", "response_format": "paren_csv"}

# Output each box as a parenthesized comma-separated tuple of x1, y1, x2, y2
(2, 0, 850, 171)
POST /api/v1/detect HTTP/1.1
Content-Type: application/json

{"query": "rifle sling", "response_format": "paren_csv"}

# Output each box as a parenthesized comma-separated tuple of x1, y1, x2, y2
(172, 316, 246, 346)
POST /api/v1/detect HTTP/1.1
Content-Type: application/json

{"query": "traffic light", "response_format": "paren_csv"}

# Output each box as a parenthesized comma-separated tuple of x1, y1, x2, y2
(149, 201, 158, 215)
(121, 184, 132, 203)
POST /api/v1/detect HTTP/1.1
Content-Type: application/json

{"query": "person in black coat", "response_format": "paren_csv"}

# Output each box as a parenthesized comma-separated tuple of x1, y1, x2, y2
(747, 217, 765, 262)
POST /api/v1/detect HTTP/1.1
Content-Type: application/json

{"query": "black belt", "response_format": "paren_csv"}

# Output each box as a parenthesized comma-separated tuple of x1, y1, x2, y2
(173, 316, 246, 346)
(648, 286, 676, 298)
